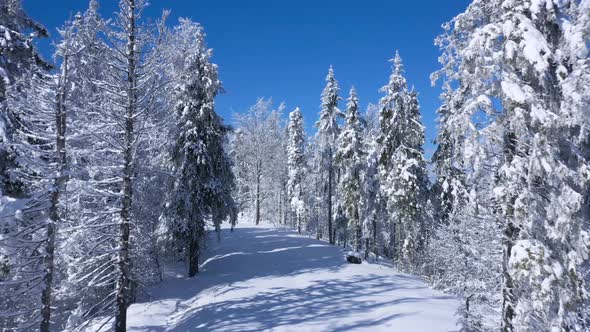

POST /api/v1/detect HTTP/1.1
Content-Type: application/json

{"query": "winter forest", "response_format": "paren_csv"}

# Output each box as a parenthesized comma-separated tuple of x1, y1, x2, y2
(1, 0, 589, 331)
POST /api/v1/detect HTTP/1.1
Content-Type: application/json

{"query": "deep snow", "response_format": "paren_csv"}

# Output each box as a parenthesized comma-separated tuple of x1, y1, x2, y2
(127, 221, 459, 331)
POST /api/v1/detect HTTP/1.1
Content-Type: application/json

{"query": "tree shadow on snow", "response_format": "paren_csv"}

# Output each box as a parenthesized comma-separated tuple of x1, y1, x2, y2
(170, 273, 451, 331)
(129, 227, 454, 331)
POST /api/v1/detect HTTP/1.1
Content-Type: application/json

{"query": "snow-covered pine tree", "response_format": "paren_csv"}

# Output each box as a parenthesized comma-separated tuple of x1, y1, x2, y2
(37, 13, 87, 331)
(0, 0, 49, 199)
(62, 1, 163, 329)
(0, 68, 55, 331)
(287, 107, 306, 233)
(52, 2, 127, 329)
(162, 18, 234, 278)
(1, 17, 82, 326)
(493, 1, 590, 330)
(304, 137, 325, 239)
(0, 1, 52, 329)
(361, 103, 384, 258)
(335, 87, 366, 251)
(377, 52, 429, 270)
(315, 66, 343, 244)
(428, 2, 506, 329)
(431, 0, 590, 329)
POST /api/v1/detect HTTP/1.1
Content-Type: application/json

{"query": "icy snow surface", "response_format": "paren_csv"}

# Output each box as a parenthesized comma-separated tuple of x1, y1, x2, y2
(127, 221, 459, 331)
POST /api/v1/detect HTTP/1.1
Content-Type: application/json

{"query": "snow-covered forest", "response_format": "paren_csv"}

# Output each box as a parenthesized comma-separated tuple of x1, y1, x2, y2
(1, 0, 589, 331)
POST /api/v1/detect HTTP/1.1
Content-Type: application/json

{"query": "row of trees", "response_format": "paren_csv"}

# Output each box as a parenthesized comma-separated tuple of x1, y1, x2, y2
(0, 0, 235, 330)
(230, 0, 590, 330)
(231, 54, 429, 271)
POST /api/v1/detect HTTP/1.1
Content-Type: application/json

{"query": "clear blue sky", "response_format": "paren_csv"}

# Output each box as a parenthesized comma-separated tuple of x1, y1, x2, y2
(24, 0, 470, 158)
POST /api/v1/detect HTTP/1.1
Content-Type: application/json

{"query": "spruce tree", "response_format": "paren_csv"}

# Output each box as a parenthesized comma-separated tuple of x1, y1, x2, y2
(377, 52, 428, 269)
(336, 87, 366, 251)
(432, 0, 590, 329)
(287, 107, 306, 233)
(315, 66, 342, 244)
(163, 19, 233, 277)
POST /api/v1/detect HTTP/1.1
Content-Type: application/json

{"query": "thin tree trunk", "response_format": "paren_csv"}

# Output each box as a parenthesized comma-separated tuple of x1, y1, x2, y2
(188, 235, 199, 277)
(501, 131, 519, 332)
(372, 213, 377, 256)
(116, 2, 136, 330)
(214, 213, 221, 243)
(328, 152, 334, 244)
(354, 205, 361, 252)
(502, 222, 518, 332)
(255, 171, 261, 225)
(40, 54, 69, 332)
(278, 189, 283, 225)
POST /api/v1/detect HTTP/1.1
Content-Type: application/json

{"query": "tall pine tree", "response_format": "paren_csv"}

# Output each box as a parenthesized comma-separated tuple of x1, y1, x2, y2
(377, 52, 429, 269)
(336, 87, 366, 251)
(315, 66, 342, 244)
(162, 19, 234, 278)
(287, 107, 306, 233)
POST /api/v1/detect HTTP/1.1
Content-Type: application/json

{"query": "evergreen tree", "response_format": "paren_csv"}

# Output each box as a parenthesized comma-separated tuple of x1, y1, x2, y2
(315, 66, 342, 244)
(377, 52, 429, 269)
(162, 19, 234, 278)
(336, 87, 366, 251)
(287, 107, 306, 233)
(0, 1, 51, 329)
(431, 0, 590, 329)
(0, 0, 48, 198)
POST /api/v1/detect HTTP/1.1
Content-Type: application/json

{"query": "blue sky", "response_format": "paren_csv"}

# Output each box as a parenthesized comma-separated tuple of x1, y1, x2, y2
(24, 0, 470, 158)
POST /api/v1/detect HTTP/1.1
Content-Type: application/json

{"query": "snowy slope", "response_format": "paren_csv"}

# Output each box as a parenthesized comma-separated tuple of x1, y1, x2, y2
(127, 222, 459, 332)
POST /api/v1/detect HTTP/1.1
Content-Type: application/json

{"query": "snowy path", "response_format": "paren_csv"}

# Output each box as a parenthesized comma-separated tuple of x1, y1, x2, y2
(127, 222, 459, 331)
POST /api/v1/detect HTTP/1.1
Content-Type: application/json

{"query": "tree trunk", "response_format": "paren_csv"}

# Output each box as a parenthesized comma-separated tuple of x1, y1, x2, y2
(215, 214, 221, 243)
(501, 131, 519, 332)
(116, 2, 136, 330)
(502, 222, 519, 332)
(188, 235, 199, 277)
(328, 153, 334, 245)
(354, 205, 361, 252)
(372, 213, 378, 256)
(41, 53, 69, 332)
(255, 171, 261, 225)
(278, 189, 283, 225)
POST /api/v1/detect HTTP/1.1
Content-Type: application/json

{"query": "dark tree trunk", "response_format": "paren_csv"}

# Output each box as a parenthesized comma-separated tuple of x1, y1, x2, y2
(372, 213, 378, 256)
(116, 2, 137, 330)
(255, 165, 261, 225)
(328, 153, 334, 244)
(188, 235, 199, 277)
(501, 131, 519, 332)
(354, 205, 361, 252)
(502, 222, 519, 332)
(41, 53, 69, 332)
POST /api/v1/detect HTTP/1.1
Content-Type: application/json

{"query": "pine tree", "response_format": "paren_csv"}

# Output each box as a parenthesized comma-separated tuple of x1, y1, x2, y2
(315, 66, 342, 244)
(287, 107, 306, 233)
(61, 1, 164, 329)
(0, 0, 48, 198)
(0, 1, 51, 329)
(162, 19, 234, 278)
(336, 87, 366, 251)
(377, 52, 428, 269)
(362, 103, 384, 258)
(431, 0, 590, 329)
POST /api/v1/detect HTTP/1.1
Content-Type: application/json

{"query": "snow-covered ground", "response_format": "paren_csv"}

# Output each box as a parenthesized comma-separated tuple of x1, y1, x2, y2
(127, 221, 459, 331)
